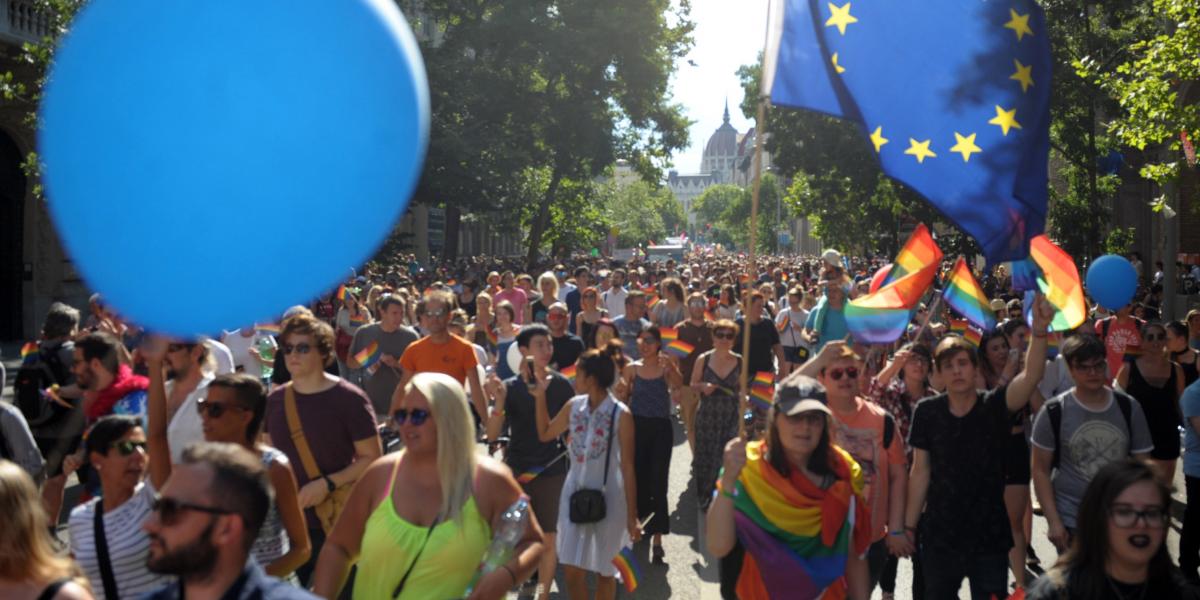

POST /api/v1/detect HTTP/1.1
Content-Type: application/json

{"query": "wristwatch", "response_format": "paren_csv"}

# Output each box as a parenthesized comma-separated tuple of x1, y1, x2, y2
(322, 475, 335, 492)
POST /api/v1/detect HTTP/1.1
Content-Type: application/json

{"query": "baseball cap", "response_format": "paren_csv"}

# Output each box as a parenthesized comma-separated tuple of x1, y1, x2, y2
(989, 298, 1006, 312)
(774, 375, 832, 417)
(821, 249, 842, 269)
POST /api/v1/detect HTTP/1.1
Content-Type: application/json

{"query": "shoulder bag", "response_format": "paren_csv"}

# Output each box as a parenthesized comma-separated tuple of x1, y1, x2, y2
(568, 403, 619, 524)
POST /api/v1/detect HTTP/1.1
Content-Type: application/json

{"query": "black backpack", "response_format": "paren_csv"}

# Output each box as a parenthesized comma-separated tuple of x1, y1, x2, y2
(12, 342, 73, 429)
(1046, 391, 1134, 469)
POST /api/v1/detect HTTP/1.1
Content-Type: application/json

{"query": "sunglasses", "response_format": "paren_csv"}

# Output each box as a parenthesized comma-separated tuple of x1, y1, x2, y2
(1143, 333, 1165, 342)
(111, 440, 148, 456)
(549, 312, 568, 319)
(424, 308, 447, 318)
(282, 343, 313, 355)
(827, 367, 859, 381)
(392, 408, 431, 426)
(151, 494, 232, 526)
(196, 398, 245, 419)
(713, 331, 736, 340)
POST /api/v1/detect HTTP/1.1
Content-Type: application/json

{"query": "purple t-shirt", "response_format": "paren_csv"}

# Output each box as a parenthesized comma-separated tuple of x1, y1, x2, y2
(265, 379, 378, 530)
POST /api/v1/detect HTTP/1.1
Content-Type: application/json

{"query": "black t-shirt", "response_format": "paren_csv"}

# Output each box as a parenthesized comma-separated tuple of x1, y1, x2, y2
(736, 317, 781, 375)
(908, 386, 1013, 554)
(502, 373, 572, 476)
(551, 334, 585, 371)
(1026, 570, 1200, 600)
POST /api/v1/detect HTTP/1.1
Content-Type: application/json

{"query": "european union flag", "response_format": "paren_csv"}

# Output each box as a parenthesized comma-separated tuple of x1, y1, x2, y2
(763, 0, 1051, 263)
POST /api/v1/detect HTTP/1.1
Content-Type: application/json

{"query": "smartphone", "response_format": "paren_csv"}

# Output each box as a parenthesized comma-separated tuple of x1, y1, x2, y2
(524, 356, 536, 384)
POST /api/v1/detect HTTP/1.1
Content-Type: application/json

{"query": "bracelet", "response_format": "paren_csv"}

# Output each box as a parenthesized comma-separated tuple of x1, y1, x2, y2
(500, 564, 518, 586)
(714, 479, 737, 499)
(888, 528, 906, 537)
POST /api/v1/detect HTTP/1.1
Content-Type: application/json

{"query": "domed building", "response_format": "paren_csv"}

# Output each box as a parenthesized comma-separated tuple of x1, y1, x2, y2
(701, 101, 741, 184)
(668, 101, 765, 231)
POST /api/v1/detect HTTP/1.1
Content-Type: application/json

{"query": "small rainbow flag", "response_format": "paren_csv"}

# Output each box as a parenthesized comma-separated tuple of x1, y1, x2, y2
(704, 310, 716, 321)
(486, 328, 499, 346)
(20, 341, 38, 361)
(777, 314, 790, 333)
(949, 319, 969, 335)
(446, 278, 458, 287)
(516, 451, 567, 485)
(255, 323, 282, 335)
(1123, 343, 1143, 361)
(1029, 235, 1087, 332)
(660, 327, 679, 343)
(612, 546, 642, 593)
(942, 257, 997, 332)
(664, 340, 695, 359)
(354, 341, 381, 369)
(749, 384, 774, 410)
(753, 371, 774, 387)
(336, 285, 348, 303)
(647, 294, 660, 309)
(349, 313, 369, 326)
(559, 364, 577, 383)
(962, 327, 983, 348)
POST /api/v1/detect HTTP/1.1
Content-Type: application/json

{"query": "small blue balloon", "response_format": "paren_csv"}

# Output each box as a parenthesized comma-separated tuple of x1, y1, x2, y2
(1085, 254, 1138, 310)
(40, 0, 428, 336)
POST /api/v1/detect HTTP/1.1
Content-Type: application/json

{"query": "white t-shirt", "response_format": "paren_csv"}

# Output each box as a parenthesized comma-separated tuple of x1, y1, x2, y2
(68, 481, 170, 600)
(205, 338, 235, 375)
(222, 329, 263, 379)
(166, 375, 213, 464)
(777, 308, 810, 349)
(602, 287, 628, 319)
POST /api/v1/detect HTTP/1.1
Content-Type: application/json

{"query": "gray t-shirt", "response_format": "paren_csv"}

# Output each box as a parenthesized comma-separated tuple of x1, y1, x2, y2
(612, 316, 650, 360)
(349, 324, 419, 417)
(1030, 388, 1154, 528)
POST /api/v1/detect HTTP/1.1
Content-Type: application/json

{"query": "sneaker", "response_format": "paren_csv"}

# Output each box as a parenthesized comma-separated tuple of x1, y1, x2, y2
(652, 544, 666, 565)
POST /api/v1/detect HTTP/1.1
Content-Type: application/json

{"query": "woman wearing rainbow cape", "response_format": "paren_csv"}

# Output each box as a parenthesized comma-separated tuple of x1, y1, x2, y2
(706, 375, 872, 599)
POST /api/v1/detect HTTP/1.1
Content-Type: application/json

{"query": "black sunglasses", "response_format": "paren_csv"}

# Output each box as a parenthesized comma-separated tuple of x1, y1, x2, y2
(282, 343, 313, 355)
(196, 398, 245, 419)
(152, 494, 232, 526)
(827, 367, 859, 381)
(392, 408, 431, 426)
(111, 440, 148, 456)
(713, 331, 736, 340)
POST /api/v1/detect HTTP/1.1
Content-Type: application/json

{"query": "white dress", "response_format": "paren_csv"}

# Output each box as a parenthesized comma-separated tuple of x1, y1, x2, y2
(556, 393, 630, 576)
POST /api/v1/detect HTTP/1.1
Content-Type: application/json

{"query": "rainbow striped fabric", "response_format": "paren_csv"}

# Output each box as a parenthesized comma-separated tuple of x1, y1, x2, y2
(647, 294, 660, 309)
(942, 257, 997, 332)
(845, 225, 943, 343)
(354, 341, 381, 369)
(732, 440, 870, 599)
(516, 451, 567, 485)
(349, 313, 369, 326)
(879, 224, 941, 288)
(777, 314, 790, 333)
(660, 327, 679, 343)
(753, 372, 773, 387)
(948, 319, 969, 336)
(255, 323, 281, 335)
(962, 327, 983, 348)
(558, 365, 577, 383)
(336, 285, 348, 303)
(1028, 235, 1087, 332)
(486, 328, 499, 346)
(612, 546, 641, 593)
(20, 341, 38, 362)
(749, 385, 774, 411)
(665, 340, 695, 359)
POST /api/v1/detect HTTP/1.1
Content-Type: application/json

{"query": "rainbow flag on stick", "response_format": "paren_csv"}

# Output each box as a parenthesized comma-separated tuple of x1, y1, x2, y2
(516, 451, 567, 485)
(949, 319, 969, 335)
(962, 327, 983, 348)
(354, 341, 381, 369)
(558, 365, 577, 383)
(665, 340, 695, 359)
(750, 384, 774, 411)
(942, 257, 997, 332)
(647, 294, 660, 309)
(20, 341, 38, 362)
(1028, 235, 1087, 332)
(880, 224, 941, 288)
(612, 546, 642, 593)
(336, 285, 348, 303)
(845, 225, 942, 343)
(753, 371, 774, 387)
(659, 327, 679, 343)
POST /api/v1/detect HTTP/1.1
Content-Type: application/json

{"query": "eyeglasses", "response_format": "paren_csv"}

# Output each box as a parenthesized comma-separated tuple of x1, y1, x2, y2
(392, 408, 431, 426)
(282, 343, 313, 355)
(827, 367, 859, 381)
(1143, 333, 1165, 342)
(713, 331, 736, 340)
(1109, 504, 1169, 528)
(151, 494, 232, 526)
(111, 440, 148, 456)
(637, 337, 658, 346)
(196, 398, 245, 419)
(1070, 361, 1107, 375)
(424, 308, 447, 318)
(688, 301, 706, 308)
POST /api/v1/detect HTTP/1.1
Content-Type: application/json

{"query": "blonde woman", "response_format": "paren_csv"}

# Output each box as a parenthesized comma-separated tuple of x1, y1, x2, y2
(0, 460, 93, 599)
(530, 272, 560, 325)
(470, 292, 496, 357)
(312, 373, 544, 599)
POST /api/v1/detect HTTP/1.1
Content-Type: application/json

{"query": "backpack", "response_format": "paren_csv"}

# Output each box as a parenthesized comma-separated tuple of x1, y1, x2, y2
(1046, 391, 1133, 470)
(12, 342, 73, 429)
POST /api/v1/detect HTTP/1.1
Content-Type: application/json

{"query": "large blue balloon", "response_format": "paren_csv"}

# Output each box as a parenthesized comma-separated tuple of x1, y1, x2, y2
(1086, 254, 1138, 310)
(40, 0, 428, 336)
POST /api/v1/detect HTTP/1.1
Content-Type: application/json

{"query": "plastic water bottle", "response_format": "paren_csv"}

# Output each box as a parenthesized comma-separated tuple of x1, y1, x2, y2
(463, 496, 530, 595)
(257, 335, 277, 384)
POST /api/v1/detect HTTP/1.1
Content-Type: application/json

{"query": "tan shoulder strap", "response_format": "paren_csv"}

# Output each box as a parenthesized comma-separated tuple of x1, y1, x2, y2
(284, 383, 322, 480)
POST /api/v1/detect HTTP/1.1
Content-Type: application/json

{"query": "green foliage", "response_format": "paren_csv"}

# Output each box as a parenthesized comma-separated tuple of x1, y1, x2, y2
(690, 175, 788, 253)
(1104, 226, 1137, 256)
(607, 180, 684, 248)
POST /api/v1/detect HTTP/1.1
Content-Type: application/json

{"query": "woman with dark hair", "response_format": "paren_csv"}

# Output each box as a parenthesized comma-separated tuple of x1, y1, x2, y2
(690, 319, 744, 509)
(716, 284, 740, 321)
(1027, 459, 1198, 600)
(650, 278, 687, 328)
(1167, 320, 1199, 387)
(977, 329, 1017, 390)
(1117, 321, 1186, 483)
(575, 288, 609, 348)
(618, 325, 683, 563)
(535, 344, 639, 600)
(590, 318, 619, 352)
(705, 376, 871, 600)
(145, 337, 311, 579)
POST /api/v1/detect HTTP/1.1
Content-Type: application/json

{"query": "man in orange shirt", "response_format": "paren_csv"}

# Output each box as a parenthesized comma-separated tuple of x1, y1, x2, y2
(397, 290, 487, 425)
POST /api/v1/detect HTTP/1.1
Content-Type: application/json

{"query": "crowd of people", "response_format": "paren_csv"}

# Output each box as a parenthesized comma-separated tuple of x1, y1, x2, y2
(3, 248, 1200, 599)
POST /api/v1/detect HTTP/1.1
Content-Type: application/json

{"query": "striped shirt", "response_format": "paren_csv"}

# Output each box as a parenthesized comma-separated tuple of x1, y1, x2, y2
(68, 482, 171, 599)
(252, 447, 290, 568)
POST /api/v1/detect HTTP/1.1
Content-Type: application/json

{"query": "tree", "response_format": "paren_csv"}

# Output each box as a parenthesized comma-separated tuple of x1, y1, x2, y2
(607, 180, 684, 248)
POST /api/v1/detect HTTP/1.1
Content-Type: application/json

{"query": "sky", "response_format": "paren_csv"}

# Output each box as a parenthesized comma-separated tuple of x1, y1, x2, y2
(668, 0, 770, 174)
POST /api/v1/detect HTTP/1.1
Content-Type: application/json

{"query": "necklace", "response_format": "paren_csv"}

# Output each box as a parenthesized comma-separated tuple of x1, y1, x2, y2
(1105, 575, 1147, 600)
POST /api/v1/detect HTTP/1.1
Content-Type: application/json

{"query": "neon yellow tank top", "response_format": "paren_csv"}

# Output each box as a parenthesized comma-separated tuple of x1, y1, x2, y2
(353, 463, 492, 600)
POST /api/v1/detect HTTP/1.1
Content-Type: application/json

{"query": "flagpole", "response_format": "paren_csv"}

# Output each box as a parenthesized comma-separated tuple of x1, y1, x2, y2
(739, 97, 768, 439)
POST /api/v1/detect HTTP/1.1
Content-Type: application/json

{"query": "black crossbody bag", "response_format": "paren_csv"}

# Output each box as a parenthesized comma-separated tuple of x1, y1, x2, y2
(568, 404, 618, 524)
(93, 504, 120, 600)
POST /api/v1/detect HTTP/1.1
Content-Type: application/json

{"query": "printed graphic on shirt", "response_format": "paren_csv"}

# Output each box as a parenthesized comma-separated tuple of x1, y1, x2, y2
(1068, 419, 1127, 478)
(833, 420, 879, 497)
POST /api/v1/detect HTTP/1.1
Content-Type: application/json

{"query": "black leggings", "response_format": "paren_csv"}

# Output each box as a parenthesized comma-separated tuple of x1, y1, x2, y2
(634, 415, 672, 536)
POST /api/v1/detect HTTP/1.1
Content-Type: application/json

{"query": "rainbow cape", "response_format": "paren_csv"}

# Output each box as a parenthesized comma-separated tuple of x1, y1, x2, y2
(732, 440, 869, 600)
(660, 327, 679, 343)
(665, 340, 695, 359)
(942, 257, 997, 332)
(558, 364, 577, 383)
(20, 341, 38, 361)
(354, 341, 381, 369)
(845, 225, 942, 343)
(612, 546, 641, 593)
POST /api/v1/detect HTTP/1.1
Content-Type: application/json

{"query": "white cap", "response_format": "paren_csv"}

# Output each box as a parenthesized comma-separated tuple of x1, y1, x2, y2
(821, 249, 842, 268)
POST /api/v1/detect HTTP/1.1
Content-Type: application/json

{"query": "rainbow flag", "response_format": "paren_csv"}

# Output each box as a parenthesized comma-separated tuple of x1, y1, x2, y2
(516, 451, 567, 485)
(349, 313, 369, 326)
(20, 341, 38, 362)
(962, 327, 983, 348)
(336, 285, 348, 303)
(732, 440, 869, 599)
(558, 364, 577, 383)
(949, 319, 969, 335)
(704, 310, 716, 321)
(647, 294, 660, 309)
(880, 223, 941, 288)
(612, 546, 641, 593)
(753, 371, 774, 387)
(446, 278, 458, 287)
(942, 257, 997, 332)
(485, 328, 499, 346)
(777, 314, 790, 333)
(660, 327, 679, 343)
(1046, 332, 1061, 360)
(1028, 235, 1087, 332)
(1123, 343, 1143, 361)
(665, 340, 695, 359)
(354, 341, 381, 369)
(750, 384, 774, 410)
(255, 323, 281, 335)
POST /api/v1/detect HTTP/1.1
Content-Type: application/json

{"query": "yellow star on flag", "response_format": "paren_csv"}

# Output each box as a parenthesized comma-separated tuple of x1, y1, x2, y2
(988, 105, 1022, 136)
(825, 2, 858, 36)
(870, 126, 888, 153)
(904, 138, 936, 163)
(832, 52, 846, 74)
(1004, 9, 1033, 41)
(1010, 59, 1034, 92)
(949, 132, 982, 162)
